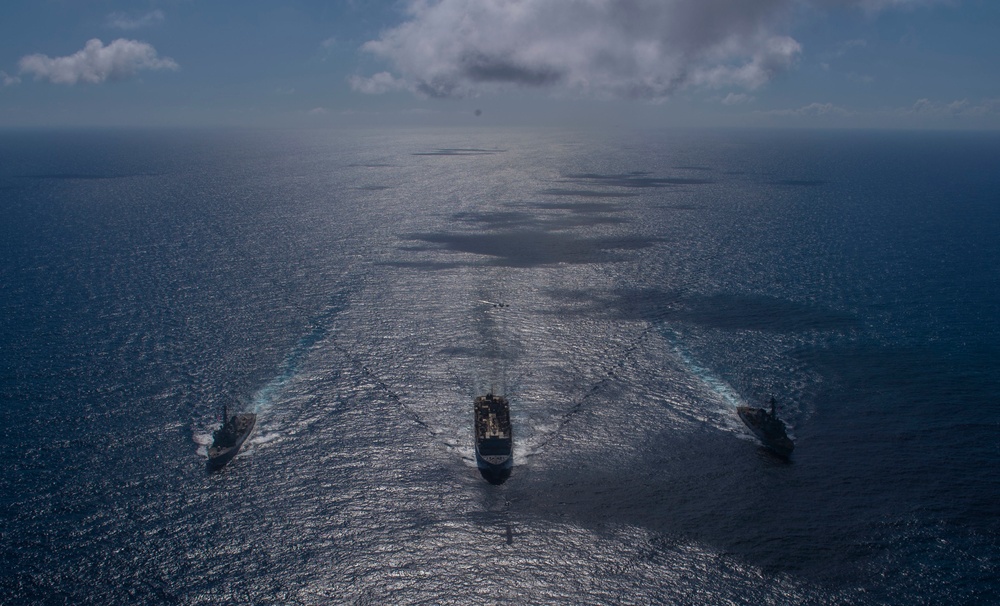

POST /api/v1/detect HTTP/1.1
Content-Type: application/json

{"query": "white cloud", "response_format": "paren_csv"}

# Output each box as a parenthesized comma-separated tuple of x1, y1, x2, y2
(107, 10, 165, 30)
(689, 36, 802, 91)
(307, 107, 328, 115)
(349, 71, 412, 95)
(19, 39, 178, 85)
(722, 92, 754, 105)
(761, 102, 852, 117)
(354, 0, 955, 101)
(356, 0, 805, 100)
(2, 70, 20, 86)
(906, 98, 999, 117)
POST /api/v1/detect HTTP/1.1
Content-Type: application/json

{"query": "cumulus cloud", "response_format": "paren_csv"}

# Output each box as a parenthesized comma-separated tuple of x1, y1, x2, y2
(356, 0, 807, 100)
(354, 0, 954, 101)
(2, 70, 20, 86)
(19, 39, 178, 85)
(107, 9, 165, 30)
(349, 71, 412, 95)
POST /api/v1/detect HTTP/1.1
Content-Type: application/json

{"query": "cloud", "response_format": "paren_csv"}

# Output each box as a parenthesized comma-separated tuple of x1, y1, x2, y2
(2, 71, 20, 86)
(349, 71, 412, 95)
(760, 102, 852, 117)
(722, 92, 753, 105)
(18, 39, 178, 85)
(906, 98, 1000, 117)
(307, 107, 328, 115)
(356, 0, 804, 100)
(107, 9, 165, 30)
(825, 0, 952, 12)
(354, 0, 956, 101)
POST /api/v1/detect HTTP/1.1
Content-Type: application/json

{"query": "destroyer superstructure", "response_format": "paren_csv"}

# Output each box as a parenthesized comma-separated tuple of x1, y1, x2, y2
(208, 405, 256, 471)
(737, 397, 793, 457)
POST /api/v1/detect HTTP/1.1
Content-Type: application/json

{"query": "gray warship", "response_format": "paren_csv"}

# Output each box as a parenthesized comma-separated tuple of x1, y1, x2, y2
(207, 405, 256, 471)
(474, 393, 513, 484)
(737, 397, 794, 457)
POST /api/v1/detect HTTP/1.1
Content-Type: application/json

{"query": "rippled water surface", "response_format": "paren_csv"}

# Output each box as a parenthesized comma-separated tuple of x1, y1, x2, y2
(2, 128, 998, 604)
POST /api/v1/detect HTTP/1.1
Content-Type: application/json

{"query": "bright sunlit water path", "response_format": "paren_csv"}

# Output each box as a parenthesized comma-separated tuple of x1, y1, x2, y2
(1, 128, 998, 604)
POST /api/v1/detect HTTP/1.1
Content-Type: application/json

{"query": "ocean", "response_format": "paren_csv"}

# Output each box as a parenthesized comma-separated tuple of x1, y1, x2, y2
(1, 127, 998, 604)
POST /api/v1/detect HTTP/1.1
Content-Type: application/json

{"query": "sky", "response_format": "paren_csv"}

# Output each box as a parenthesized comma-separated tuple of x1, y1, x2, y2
(0, 0, 998, 129)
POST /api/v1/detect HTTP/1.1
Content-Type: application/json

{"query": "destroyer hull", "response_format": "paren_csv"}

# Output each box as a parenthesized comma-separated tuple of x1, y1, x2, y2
(208, 413, 256, 471)
(737, 406, 793, 457)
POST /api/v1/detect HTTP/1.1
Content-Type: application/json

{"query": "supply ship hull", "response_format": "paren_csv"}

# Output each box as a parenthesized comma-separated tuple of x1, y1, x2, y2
(474, 394, 512, 484)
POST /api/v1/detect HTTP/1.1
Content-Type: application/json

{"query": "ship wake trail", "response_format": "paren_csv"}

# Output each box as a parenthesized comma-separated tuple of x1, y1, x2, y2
(357, 359, 434, 434)
(661, 325, 743, 407)
(527, 325, 654, 457)
(653, 323, 755, 432)
(251, 290, 353, 416)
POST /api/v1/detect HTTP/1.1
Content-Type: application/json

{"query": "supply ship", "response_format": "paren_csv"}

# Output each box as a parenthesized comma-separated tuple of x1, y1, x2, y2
(474, 393, 513, 484)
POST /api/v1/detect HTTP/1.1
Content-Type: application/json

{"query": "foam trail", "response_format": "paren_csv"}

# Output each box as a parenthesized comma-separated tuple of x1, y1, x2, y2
(252, 292, 350, 415)
(660, 325, 744, 408)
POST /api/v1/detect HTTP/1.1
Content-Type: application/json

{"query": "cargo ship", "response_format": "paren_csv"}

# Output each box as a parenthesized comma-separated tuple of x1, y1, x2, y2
(474, 393, 513, 484)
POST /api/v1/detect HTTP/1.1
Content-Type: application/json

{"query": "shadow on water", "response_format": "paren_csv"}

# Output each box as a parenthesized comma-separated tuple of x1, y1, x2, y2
(450, 209, 627, 231)
(538, 188, 639, 198)
(412, 148, 505, 156)
(526, 201, 624, 213)
(562, 172, 714, 187)
(15, 172, 162, 180)
(769, 179, 828, 187)
(656, 203, 702, 211)
(503, 420, 860, 588)
(500, 290, 999, 594)
(545, 287, 859, 333)
(479, 467, 512, 485)
(402, 230, 662, 267)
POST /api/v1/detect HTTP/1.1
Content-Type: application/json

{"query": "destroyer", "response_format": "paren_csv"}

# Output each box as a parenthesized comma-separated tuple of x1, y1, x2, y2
(737, 397, 794, 457)
(207, 405, 256, 471)
(474, 393, 513, 484)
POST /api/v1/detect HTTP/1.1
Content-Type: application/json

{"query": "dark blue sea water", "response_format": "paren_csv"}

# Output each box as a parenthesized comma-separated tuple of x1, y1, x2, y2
(1, 127, 998, 604)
